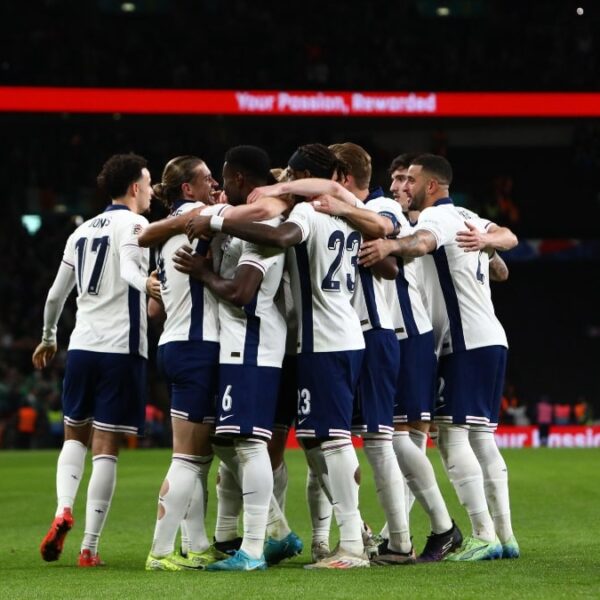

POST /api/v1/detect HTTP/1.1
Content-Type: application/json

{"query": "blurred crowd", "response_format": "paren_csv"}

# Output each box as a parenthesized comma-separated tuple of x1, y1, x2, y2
(1, 1, 598, 91)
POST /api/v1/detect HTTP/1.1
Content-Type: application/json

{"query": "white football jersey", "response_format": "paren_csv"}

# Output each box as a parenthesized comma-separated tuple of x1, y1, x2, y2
(350, 195, 398, 332)
(382, 209, 434, 340)
(217, 217, 286, 367)
(62, 205, 149, 357)
(156, 201, 220, 345)
(286, 202, 365, 353)
(414, 198, 508, 355)
(275, 266, 298, 356)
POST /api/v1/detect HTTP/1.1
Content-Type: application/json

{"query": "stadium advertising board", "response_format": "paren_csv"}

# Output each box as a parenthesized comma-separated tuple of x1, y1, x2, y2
(2, 87, 600, 117)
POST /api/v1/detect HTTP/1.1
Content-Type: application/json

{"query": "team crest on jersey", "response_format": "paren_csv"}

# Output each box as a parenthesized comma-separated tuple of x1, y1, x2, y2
(132, 224, 143, 236)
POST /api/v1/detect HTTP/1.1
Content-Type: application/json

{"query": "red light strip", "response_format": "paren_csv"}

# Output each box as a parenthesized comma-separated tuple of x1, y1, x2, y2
(1, 87, 599, 117)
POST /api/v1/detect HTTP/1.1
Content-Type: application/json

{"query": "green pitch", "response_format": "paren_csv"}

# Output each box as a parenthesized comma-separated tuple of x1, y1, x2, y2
(1, 448, 599, 599)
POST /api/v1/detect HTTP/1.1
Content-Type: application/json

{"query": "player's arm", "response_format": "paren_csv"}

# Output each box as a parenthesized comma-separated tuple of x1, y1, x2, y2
(138, 208, 204, 248)
(358, 230, 437, 268)
(456, 221, 518, 253)
(32, 261, 76, 369)
(311, 195, 396, 239)
(187, 214, 303, 250)
(370, 256, 399, 280)
(488, 251, 509, 282)
(246, 179, 356, 205)
(172, 245, 264, 307)
(120, 238, 162, 300)
(225, 196, 291, 221)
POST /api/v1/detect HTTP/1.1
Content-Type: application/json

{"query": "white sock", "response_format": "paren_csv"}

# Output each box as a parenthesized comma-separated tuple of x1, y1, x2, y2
(236, 439, 273, 559)
(213, 444, 243, 543)
(266, 494, 292, 541)
(56, 439, 87, 516)
(181, 454, 213, 553)
(393, 431, 453, 534)
(364, 435, 411, 553)
(322, 440, 363, 556)
(304, 446, 332, 545)
(469, 430, 514, 543)
(81, 455, 117, 554)
(272, 461, 288, 513)
(151, 455, 201, 557)
(437, 426, 495, 542)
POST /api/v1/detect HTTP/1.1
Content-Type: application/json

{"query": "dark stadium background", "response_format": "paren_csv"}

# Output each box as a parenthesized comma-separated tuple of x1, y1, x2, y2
(1, 0, 598, 447)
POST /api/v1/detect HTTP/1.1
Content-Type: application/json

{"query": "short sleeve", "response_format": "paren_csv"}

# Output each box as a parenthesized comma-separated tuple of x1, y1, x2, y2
(286, 202, 314, 243)
(365, 198, 403, 238)
(117, 214, 149, 252)
(237, 217, 284, 275)
(413, 207, 453, 248)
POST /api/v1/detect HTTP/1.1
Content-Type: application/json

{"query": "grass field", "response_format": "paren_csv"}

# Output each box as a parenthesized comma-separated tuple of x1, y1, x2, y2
(1, 448, 599, 599)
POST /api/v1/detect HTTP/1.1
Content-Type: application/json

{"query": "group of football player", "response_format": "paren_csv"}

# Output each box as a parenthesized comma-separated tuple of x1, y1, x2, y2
(34, 141, 519, 571)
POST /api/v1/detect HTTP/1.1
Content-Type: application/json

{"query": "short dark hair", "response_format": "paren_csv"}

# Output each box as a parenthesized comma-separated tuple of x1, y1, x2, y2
(288, 143, 347, 180)
(224, 145, 274, 185)
(97, 153, 147, 199)
(411, 153, 453, 186)
(388, 152, 419, 175)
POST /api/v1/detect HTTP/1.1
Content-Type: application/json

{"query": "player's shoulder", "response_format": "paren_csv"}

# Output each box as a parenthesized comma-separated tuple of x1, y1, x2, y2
(173, 200, 204, 216)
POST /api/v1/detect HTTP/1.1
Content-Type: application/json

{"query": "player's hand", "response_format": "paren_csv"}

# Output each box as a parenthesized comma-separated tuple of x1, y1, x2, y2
(145, 270, 162, 300)
(358, 238, 395, 268)
(32, 341, 57, 369)
(208, 189, 227, 205)
(186, 215, 212, 241)
(173, 244, 209, 278)
(311, 194, 349, 217)
(456, 221, 488, 252)
(247, 184, 284, 204)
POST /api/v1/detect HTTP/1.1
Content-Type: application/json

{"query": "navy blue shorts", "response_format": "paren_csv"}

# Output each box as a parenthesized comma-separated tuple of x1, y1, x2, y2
(273, 354, 297, 432)
(435, 345, 507, 429)
(157, 340, 219, 424)
(296, 349, 364, 439)
(394, 331, 437, 424)
(215, 364, 281, 440)
(352, 329, 398, 436)
(62, 350, 147, 436)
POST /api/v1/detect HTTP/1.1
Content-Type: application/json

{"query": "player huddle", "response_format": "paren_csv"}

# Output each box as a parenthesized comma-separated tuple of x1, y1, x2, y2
(33, 142, 519, 571)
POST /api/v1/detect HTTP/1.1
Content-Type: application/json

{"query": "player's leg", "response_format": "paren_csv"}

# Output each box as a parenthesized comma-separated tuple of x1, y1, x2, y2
(268, 430, 289, 512)
(356, 329, 413, 565)
(300, 438, 333, 561)
(299, 350, 369, 569)
(40, 350, 94, 562)
(468, 346, 518, 558)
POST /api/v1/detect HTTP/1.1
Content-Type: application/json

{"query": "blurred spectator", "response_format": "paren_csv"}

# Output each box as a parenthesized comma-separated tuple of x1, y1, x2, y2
(16, 398, 38, 449)
(553, 402, 572, 425)
(573, 396, 591, 425)
(536, 396, 553, 446)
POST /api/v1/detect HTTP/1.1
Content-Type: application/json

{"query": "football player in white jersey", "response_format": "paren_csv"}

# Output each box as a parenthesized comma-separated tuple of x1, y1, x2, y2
(382, 153, 463, 561)
(175, 146, 301, 571)
(142, 155, 232, 571)
(33, 154, 159, 566)
(188, 144, 371, 569)
(359, 154, 519, 561)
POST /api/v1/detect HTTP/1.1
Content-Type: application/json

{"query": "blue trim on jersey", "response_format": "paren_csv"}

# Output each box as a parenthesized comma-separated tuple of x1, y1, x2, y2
(171, 200, 191, 213)
(104, 204, 131, 212)
(395, 259, 419, 337)
(243, 294, 260, 366)
(365, 187, 384, 202)
(295, 243, 314, 353)
(358, 266, 381, 329)
(432, 246, 466, 352)
(128, 286, 141, 355)
(433, 197, 453, 207)
(188, 277, 205, 340)
(195, 238, 210, 256)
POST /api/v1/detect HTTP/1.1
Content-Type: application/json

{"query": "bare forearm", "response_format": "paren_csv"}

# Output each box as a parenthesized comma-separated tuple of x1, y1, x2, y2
(227, 197, 289, 221)
(344, 206, 394, 239)
(489, 253, 509, 282)
(221, 219, 294, 249)
(371, 256, 399, 280)
(485, 227, 518, 251)
(139, 216, 186, 248)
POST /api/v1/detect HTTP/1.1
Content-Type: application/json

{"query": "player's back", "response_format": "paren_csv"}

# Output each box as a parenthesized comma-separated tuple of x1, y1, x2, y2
(415, 201, 507, 354)
(286, 201, 364, 353)
(156, 201, 219, 345)
(66, 205, 149, 357)
(217, 217, 286, 368)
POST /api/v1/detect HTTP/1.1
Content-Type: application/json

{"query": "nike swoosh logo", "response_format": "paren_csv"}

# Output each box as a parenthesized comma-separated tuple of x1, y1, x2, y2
(297, 418, 308, 425)
(318, 516, 329, 521)
(219, 414, 235, 422)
